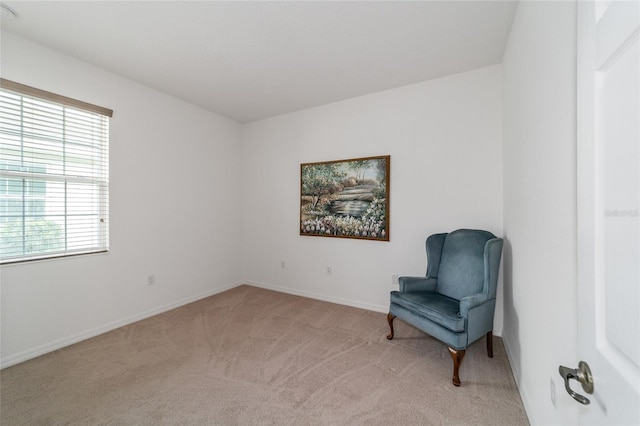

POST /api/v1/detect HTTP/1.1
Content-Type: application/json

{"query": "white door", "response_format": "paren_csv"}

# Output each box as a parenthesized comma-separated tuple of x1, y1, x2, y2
(576, 1, 640, 424)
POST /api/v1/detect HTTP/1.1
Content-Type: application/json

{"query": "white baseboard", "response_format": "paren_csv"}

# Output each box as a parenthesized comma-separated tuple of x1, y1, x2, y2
(502, 334, 535, 425)
(245, 280, 389, 314)
(0, 281, 242, 369)
(246, 281, 504, 337)
(3, 281, 507, 370)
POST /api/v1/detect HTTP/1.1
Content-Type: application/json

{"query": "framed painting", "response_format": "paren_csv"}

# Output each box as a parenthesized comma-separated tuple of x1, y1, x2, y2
(300, 155, 390, 241)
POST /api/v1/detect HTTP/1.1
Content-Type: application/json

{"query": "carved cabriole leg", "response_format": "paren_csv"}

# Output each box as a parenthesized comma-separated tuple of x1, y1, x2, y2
(386, 313, 396, 340)
(448, 347, 466, 386)
(487, 331, 494, 358)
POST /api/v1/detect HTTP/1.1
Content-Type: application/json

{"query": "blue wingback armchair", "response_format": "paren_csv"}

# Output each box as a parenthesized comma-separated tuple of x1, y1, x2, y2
(387, 229, 504, 386)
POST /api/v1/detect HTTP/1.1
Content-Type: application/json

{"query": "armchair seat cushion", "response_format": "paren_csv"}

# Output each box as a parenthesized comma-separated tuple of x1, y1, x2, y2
(390, 291, 464, 332)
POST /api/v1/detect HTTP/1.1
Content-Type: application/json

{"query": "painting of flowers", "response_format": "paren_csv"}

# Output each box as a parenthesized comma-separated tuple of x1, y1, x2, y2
(300, 155, 389, 241)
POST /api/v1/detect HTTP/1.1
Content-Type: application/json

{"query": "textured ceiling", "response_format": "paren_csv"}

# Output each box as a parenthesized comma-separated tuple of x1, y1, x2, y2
(1, 1, 517, 123)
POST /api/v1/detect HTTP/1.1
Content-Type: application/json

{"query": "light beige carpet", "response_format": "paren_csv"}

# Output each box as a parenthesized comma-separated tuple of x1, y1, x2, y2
(1, 285, 528, 425)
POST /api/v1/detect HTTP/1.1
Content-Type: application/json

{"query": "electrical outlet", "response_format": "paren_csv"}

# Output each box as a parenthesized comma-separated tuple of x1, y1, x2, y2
(550, 377, 556, 408)
(392, 274, 399, 285)
(326, 266, 332, 275)
(147, 275, 155, 286)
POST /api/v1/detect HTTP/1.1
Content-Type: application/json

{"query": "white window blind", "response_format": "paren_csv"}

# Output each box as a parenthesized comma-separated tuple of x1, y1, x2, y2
(0, 79, 112, 264)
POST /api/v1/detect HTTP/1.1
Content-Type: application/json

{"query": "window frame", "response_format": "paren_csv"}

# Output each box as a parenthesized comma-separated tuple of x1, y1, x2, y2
(0, 79, 113, 264)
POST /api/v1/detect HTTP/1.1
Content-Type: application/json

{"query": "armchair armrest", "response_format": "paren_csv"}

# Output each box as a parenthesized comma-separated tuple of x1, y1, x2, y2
(459, 293, 489, 317)
(398, 276, 437, 293)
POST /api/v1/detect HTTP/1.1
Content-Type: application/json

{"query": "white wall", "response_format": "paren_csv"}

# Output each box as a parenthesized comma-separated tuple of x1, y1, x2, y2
(242, 66, 504, 327)
(502, 2, 578, 424)
(0, 33, 244, 367)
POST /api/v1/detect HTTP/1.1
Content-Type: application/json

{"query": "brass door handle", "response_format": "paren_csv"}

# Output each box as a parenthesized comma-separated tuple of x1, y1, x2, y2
(559, 361, 594, 405)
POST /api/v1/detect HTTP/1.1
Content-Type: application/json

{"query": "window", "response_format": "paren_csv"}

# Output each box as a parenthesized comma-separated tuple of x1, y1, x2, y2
(0, 79, 112, 264)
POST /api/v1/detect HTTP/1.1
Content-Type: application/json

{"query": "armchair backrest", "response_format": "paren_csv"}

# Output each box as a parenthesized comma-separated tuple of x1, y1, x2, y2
(426, 229, 502, 301)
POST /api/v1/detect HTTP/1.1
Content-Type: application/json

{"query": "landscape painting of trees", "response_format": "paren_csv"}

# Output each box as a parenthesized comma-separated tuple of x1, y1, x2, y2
(300, 155, 389, 241)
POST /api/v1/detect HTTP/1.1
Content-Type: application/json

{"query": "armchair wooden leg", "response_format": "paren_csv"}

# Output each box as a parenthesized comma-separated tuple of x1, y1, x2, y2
(486, 331, 494, 358)
(448, 347, 466, 386)
(386, 313, 396, 340)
